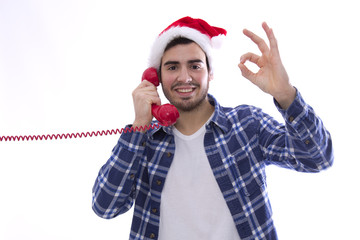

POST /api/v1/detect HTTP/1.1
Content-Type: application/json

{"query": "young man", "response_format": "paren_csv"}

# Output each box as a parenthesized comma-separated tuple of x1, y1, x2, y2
(92, 17, 333, 240)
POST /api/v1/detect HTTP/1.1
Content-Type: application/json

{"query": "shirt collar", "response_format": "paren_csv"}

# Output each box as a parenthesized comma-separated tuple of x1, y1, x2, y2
(207, 93, 230, 133)
(146, 94, 230, 138)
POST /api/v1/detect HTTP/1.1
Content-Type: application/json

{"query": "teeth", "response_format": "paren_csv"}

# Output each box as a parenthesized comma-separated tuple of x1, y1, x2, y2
(177, 88, 193, 93)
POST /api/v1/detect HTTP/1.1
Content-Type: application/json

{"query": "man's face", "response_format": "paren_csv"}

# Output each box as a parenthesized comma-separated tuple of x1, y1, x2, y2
(160, 42, 212, 112)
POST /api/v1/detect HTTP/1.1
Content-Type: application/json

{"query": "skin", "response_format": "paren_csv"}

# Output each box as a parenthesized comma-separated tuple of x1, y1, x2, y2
(160, 43, 210, 113)
(132, 22, 296, 134)
(159, 43, 214, 135)
(238, 22, 296, 109)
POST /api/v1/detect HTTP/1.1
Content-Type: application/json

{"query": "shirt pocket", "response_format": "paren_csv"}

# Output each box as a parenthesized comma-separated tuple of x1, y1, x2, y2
(225, 154, 265, 197)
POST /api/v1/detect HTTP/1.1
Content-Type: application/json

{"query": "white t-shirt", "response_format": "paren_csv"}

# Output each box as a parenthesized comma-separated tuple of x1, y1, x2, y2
(158, 122, 240, 240)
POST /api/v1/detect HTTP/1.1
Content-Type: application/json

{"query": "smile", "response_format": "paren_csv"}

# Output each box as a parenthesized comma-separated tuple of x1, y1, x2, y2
(176, 88, 194, 93)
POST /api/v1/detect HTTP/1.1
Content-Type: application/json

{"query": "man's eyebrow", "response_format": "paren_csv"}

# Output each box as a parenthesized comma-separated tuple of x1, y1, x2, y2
(188, 59, 204, 64)
(163, 59, 204, 66)
(163, 61, 179, 66)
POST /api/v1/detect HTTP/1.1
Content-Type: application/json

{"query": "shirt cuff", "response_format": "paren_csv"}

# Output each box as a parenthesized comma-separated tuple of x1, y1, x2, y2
(273, 88, 308, 126)
(116, 124, 148, 154)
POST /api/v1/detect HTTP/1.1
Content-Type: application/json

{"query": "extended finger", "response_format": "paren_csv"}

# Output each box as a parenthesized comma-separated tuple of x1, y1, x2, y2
(262, 22, 279, 53)
(243, 28, 269, 54)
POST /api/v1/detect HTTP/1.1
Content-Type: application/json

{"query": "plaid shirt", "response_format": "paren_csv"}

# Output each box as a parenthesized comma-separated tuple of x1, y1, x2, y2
(92, 91, 333, 240)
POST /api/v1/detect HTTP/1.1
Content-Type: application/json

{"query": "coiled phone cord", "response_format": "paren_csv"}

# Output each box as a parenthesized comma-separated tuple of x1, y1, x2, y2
(1, 68, 178, 142)
(0, 123, 161, 142)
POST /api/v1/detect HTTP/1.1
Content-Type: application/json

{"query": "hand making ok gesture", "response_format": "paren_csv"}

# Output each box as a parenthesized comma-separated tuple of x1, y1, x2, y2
(238, 22, 296, 109)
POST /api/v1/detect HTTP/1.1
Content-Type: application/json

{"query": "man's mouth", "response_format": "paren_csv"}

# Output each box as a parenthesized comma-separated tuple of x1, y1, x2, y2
(173, 87, 196, 98)
(171, 83, 199, 97)
(176, 88, 195, 93)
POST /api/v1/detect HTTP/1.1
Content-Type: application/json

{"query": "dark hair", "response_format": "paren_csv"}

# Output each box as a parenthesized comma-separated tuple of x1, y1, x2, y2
(164, 37, 196, 52)
(160, 37, 210, 71)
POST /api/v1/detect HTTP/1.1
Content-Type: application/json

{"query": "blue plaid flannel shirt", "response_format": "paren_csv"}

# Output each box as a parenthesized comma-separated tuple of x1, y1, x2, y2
(92, 91, 333, 240)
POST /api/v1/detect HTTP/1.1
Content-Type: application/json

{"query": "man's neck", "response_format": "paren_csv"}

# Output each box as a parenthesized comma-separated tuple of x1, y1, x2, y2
(174, 98, 214, 136)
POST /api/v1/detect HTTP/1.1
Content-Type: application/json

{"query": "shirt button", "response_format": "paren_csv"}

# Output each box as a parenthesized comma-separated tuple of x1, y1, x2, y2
(305, 139, 310, 145)
(152, 208, 158, 213)
(167, 152, 172, 157)
(288, 116, 295, 123)
(156, 180, 162, 186)
(142, 141, 146, 147)
(130, 173, 135, 179)
(149, 233, 156, 239)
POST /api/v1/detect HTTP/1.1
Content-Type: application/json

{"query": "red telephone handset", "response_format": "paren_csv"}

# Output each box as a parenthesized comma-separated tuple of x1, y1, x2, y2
(141, 68, 179, 126)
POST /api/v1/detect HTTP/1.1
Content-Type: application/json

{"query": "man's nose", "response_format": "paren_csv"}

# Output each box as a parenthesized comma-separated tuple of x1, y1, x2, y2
(177, 67, 192, 83)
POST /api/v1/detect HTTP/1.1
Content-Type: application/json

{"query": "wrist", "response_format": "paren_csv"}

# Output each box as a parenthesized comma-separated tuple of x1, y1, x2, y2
(132, 120, 152, 133)
(274, 86, 296, 110)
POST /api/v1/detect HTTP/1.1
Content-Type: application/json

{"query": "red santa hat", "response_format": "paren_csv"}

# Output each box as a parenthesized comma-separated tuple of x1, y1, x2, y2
(148, 16, 227, 73)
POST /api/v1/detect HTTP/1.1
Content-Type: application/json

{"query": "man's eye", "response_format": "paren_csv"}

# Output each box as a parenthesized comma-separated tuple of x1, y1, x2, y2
(191, 65, 200, 70)
(168, 66, 176, 70)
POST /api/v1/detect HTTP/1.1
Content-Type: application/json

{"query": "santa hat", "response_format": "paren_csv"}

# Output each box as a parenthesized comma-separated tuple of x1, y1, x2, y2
(148, 16, 227, 72)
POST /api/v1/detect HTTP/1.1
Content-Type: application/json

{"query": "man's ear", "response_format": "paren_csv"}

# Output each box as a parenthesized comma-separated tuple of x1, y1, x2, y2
(209, 72, 214, 81)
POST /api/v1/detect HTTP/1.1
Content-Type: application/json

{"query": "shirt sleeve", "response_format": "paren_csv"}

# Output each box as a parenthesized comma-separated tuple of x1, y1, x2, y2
(92, 126, 147, 219)
(257, 89, 334, 172)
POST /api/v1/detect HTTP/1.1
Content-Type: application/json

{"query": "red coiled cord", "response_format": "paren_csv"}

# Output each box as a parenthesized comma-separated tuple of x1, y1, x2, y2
(0, 123, 161, 142)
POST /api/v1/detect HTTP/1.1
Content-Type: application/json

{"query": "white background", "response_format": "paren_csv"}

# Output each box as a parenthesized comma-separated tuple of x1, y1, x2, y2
(1, 0, 359, 239)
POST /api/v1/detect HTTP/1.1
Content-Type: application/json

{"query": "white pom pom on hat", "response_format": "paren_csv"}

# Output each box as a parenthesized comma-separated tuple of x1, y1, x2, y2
(148, 16, 227, 72)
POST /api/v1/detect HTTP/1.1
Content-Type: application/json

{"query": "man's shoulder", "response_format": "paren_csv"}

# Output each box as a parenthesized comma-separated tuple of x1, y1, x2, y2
(209, 94, 260, 116)
(218, 103, 263, 120)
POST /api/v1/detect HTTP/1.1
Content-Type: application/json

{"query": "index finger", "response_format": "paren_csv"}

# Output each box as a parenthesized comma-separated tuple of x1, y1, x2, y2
(243, 28, 269, 54)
